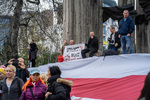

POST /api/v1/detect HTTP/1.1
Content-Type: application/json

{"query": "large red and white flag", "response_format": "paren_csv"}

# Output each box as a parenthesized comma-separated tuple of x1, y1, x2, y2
(33, 54, 150, 100)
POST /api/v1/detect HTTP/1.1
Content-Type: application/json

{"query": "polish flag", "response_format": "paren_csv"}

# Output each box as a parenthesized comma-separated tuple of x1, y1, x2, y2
(36, 54, 150, 100)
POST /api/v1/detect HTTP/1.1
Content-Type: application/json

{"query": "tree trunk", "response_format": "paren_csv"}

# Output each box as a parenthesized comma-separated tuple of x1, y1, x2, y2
(11, 0, 23, 58)
(136, 0, 147, 53)
(118, 0, 136, 53)
(63, 0, 103, 52)
(147, 20, 150, 53)
(118, 0, 134, 6)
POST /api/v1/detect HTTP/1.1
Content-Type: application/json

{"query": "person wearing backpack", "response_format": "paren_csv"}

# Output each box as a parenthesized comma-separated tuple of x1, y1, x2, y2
(45, 66, 73, 100)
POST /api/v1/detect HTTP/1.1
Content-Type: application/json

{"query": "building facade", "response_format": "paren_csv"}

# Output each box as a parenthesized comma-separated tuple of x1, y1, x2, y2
(0, 16, 11, 51)
(0, 16, 12, 64)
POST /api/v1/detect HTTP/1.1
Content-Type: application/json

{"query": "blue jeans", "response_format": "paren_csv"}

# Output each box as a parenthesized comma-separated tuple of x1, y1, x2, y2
(109, 44, 119, 51)
(120, 35, 133, 54)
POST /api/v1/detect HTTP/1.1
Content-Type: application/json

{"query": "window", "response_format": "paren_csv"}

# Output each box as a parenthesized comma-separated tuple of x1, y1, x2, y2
(103, 26, 106, 34)
(103, 36, 106, 41)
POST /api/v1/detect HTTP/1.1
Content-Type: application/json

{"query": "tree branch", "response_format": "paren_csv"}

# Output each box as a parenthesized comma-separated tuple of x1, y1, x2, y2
(26, 0, 40, 5)
(19, 17, 32, 27)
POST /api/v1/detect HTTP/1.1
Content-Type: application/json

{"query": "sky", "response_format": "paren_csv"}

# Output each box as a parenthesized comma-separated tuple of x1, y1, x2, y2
(115, 0, 118, 5)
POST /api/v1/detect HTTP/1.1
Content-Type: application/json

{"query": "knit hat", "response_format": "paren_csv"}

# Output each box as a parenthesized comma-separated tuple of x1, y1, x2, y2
(0, 68, 6, 75)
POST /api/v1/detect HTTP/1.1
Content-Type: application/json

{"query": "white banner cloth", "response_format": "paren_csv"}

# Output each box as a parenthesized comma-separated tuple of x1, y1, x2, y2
(63, 43, 85, 61)
(29, 54, 150, 78)
(71, 95, 102, 100)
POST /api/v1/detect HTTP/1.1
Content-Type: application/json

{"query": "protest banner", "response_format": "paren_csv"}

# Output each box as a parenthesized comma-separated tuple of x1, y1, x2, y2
(63, 43, 85, 61)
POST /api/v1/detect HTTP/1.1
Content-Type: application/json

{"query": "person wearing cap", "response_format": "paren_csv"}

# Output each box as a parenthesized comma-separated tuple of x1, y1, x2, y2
(45, 66, 73, 100)
(0, 68, 6, 81)
(21, 68, 46, 100)
(0, 65, 24, 100)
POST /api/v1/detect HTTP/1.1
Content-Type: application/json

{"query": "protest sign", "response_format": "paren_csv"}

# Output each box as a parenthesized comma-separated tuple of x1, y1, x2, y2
(63, 44, 85, 61)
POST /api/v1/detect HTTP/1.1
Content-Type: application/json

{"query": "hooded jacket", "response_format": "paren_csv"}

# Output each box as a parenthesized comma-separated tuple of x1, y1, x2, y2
(46, 74, 73, 100)
(21, 81, 47, 100)
(0, 77, 24, 100)
(119, 16, 135, 35)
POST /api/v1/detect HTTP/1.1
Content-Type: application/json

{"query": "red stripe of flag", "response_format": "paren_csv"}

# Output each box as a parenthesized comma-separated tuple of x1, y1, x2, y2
(67, 75, 146, 100)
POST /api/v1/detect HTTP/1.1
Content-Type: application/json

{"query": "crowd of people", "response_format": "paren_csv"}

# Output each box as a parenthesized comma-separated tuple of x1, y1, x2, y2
(0, 63, 73, 100)
(0, 59, 150, 100)
(0, 9, 148, 100)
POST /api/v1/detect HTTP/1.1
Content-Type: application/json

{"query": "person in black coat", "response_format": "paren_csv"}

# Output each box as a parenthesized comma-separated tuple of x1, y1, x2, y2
(45, 66, 73, 100)
(27, 39, 38, 67)
(138, 72, 150, 100)
(81, 31, 99, 58)
(108, 26, 121, 51)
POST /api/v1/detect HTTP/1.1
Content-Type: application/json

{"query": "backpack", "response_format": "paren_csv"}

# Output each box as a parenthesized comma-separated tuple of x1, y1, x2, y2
(102, 49, 117, 56)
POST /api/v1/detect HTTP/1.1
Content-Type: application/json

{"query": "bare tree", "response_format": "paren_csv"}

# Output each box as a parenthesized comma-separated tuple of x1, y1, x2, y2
(11, 0, 23, 58)
(0, 0, 63, 64)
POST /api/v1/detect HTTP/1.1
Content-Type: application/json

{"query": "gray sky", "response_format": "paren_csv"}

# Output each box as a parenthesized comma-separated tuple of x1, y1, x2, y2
(115, 0, 118, 5)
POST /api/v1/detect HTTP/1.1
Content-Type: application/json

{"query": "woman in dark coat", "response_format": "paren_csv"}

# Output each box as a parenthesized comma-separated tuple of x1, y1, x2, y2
(0, 65, 24, 100)
(138, 72, 150, 100)
(28, 39, 38, 67)
(45, 66, 73, 100)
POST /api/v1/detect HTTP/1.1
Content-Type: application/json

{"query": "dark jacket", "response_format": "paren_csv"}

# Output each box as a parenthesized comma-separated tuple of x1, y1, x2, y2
(4, 63, 29, 83)
(29, 43, 38, 60)
(119, 16, 135, 35)
(0, 77, 24, 100)
(21, 81, 47, 100)
(86, 36, 99, 51)
(46, 75, 73, 100)
(16, 68, 29, 83)
(108, 32, 121, 48)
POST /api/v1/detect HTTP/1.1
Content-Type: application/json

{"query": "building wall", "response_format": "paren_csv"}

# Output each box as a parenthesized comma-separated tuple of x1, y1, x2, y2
(0, 17, 11, 51)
